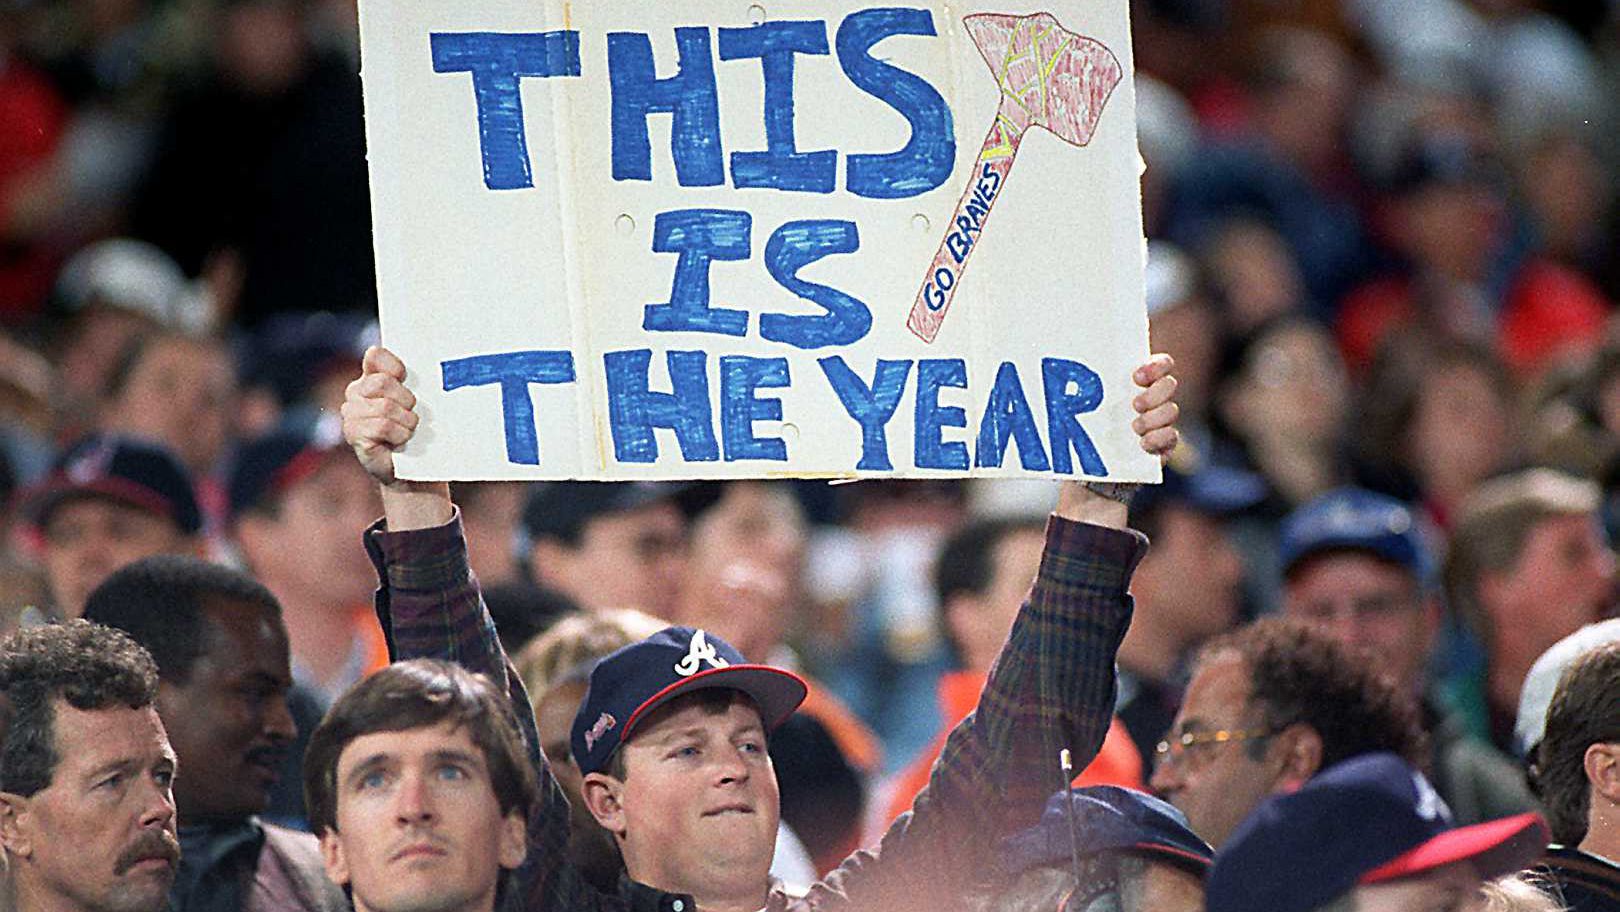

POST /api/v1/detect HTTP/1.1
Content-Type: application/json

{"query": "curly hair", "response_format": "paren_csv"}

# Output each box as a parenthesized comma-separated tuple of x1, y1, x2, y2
(1196, 618, 1427, 770)
(0, 620, 159, 796)
(1534, 642, 1620, 845)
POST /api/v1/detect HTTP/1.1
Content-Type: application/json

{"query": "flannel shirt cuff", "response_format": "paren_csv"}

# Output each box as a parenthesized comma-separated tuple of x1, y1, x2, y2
(1041, 515, 1149, 593)
(364, 507, 472, 594)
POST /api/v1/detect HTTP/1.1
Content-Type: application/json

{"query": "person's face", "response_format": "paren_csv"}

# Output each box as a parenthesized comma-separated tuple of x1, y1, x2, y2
(1405, 363, 1508, 500)
(534, 682, 620, 881)
(1139, 508, 1245, 646)
(1349, 862, 1482, 912)
(587, 696, 777, 903)
(0, 703, 180, 912)
(241, 454, 381, 609)
(947, 527, 1046, 672)
(320, 721, 526, 912)
(1149, 654, 1288, 848)
(41, 498, 189, 617)
(106, 337, 236, 475)
(156, 598, 297, 821)
(538, 502, 687, 613)
(1285, 553, 1435, 696)
(1489, 513, 1616, 660)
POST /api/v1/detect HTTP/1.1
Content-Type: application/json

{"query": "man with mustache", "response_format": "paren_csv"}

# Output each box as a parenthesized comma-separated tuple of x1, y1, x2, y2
(83, 556, 348, 912)
(0, 621, 182, 912)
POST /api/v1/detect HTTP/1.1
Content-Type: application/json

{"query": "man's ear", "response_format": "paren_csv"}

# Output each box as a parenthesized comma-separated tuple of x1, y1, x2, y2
(0, 792, 34, 859)
(1585, 742, 1620, 805)
(580, 772, 627, 837)
(1272, 723, 1323, 791)
(498, 810, 527, 870)
(318, 828, 351, 888)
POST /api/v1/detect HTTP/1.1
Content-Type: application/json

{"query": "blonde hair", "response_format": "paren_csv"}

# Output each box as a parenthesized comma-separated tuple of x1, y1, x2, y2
(1477, 873, 1565, 912)
(514, 608, 666, 705)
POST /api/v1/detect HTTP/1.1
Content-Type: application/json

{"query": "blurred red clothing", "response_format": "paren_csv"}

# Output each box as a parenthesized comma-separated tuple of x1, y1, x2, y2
(884, 669, 1144, 826)
(0, 55, 66, 321)
(1336, 260, 1610, 376)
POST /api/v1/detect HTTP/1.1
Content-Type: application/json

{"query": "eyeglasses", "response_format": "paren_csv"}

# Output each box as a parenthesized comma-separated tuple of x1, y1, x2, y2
(1154, 727, 1278, 770)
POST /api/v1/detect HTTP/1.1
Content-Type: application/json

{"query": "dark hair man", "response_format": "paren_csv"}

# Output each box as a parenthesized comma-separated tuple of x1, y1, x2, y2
(1280, 488, 1534, 823)
(1150, 617, 1427, 848)
(1207, 752, 1548, 912)
(18, 436, 204, 617)
(82, 555, 346, 912)
(1531, 641, 1620, 910)
(885, 517, 1143, 824)
(0, 621, 181, 912)
(966, 786, 1213, 912)
(341, 345, 1182, 911)
(519, 481, 691, 614)
(304, 659, 534, 912)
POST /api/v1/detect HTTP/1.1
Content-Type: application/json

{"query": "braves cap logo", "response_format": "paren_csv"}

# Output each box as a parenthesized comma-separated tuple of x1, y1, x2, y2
(584, 713, 616, 752)
(1411, 771, 1452, 825)
(673, 629, 730, 677)
(66, 440, 115, 484)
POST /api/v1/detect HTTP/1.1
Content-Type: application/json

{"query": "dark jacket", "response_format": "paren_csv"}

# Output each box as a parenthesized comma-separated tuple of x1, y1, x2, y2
(171, 819, 349, 912)
(1538, 845, 1620, 912)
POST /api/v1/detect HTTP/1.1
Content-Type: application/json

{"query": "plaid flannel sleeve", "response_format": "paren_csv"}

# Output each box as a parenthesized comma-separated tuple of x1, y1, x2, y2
(804, 515, 1144, 910)
(365, 513, 612, 912)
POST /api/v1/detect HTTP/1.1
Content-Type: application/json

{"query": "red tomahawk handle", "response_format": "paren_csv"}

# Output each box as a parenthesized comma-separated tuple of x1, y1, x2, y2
(907, 115, 1023, 343)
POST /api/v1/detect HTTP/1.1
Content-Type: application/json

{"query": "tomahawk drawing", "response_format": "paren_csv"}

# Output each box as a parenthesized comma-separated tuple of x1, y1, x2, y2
(907, 12, 1122, 343)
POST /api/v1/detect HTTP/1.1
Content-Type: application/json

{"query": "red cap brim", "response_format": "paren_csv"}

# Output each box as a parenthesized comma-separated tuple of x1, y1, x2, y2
(1360, 813, 1548, 884)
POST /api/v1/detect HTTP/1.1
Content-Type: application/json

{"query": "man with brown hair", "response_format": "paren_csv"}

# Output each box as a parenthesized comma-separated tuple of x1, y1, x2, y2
(303, 658, 535, 912)
(1150, 617, 1427, 848)
(1531, 641, 1620, 910)
(1445, 468, 1616, 752)
(0, 621, 181, 912)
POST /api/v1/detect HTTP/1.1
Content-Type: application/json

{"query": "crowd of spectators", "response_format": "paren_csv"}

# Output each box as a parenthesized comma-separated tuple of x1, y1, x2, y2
(3, 0, 1620, 911)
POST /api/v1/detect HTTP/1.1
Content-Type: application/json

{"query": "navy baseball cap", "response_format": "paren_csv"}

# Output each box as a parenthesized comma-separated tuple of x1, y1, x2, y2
(571, 626, 807, 775)
(228, 415, 348, 519)
(19, 435, 202, 535)
(1004, 786, 1214, 876)
(1206, 753, 1548, 912)
(1279, 488, 1433, 583)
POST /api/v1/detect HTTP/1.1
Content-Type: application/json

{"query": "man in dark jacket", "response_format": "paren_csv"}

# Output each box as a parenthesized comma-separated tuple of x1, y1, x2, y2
(339, 344, 1181, 911)
(1278, 488, 1535, 823)
(84, 556, 348, 912)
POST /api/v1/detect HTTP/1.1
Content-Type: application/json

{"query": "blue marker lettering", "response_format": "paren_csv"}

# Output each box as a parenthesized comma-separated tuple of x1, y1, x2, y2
(644, 209, 751, 337)
(717, 21, 836, 193)
(760, 220, 870, 349)
(1042, 358, 1107, 476)
(820, 356, 911, 471)
(608, 29, 724, 186)
(914, 358, 969, 470)
(975, 361, 1051, 470)
(440, 350, 576, 465)
(720, 356, 790, 461)
(430, 32, 582, 191)
(837, 9, 954, 199)
(604, 349, 719, 463)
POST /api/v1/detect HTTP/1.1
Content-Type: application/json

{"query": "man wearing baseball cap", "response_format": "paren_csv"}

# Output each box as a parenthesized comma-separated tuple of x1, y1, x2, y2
(1206, 752, 1549, 912)
(18, 435, 204, 616)
(971, 785, 1213, 912)
(340, 345, 1182, 912)
(230, 416, 386, 708)
(1279, 488, 1534, 824)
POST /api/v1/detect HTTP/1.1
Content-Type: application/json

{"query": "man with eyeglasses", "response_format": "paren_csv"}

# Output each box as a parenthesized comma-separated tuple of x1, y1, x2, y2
(1149, 617, 1427, 847)
(1278, 488, 1535, 824)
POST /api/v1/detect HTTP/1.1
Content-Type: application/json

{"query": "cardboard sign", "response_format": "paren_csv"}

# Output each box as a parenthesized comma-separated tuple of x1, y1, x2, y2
(359, 0, 1158, 482)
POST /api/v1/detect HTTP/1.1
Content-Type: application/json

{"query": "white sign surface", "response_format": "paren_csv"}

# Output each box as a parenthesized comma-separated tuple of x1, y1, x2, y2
(359, 0, 1158, 481)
